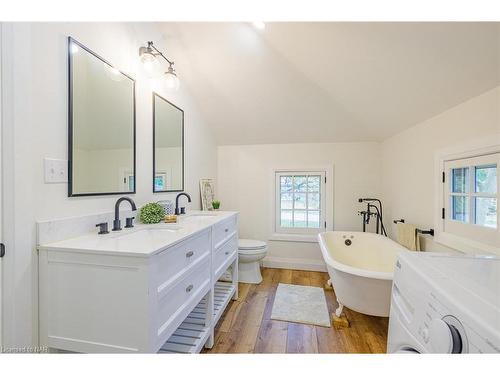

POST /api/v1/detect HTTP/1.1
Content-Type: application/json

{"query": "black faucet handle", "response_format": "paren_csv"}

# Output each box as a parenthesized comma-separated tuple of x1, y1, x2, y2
(125, 217, 135, 228)
(96, 222, 109, 235)
(112, 219, 121, 231)
(180, 207, 186, 215)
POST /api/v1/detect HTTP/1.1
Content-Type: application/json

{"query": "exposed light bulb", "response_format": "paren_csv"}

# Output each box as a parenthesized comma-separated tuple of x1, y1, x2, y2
(143, 60, 153, 71)
(139, 46, 160, 77)
(163, 63, 180, 91)
(140, 52, 156, 67)
(252, 21, 265, 30)
(164, 70, 180, 91)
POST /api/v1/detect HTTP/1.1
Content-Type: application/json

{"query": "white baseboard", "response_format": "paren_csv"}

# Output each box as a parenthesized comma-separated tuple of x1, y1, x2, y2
(262, 256, 327, 272)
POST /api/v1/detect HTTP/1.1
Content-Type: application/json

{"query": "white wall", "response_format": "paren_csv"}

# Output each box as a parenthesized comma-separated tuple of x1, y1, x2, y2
(1, 22, 217, 347)
(217, 142, 382, 270)
(381, 86, 500, 252)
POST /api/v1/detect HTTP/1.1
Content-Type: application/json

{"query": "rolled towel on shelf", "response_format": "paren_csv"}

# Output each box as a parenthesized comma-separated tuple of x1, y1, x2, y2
(395, 222, 421, 251)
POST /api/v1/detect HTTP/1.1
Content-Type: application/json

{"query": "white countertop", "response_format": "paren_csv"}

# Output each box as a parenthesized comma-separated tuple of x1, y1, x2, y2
(38, 211, 238, 257)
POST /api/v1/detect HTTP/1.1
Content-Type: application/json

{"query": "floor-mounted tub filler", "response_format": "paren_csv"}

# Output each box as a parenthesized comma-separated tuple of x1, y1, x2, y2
(318, 231, 408, 317)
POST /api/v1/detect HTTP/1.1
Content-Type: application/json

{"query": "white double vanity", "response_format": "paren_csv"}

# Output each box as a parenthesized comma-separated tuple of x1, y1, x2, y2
(37, 211, 239, 353)
(35, 37, 235, 354)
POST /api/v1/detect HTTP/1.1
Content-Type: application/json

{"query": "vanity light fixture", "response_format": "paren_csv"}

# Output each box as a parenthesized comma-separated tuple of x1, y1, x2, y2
(139, 41, 179, 91)
(164, 62, 180, 91)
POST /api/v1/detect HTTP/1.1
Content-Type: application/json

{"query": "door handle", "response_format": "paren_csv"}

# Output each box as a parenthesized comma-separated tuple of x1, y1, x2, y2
(0, 243, 5, 258)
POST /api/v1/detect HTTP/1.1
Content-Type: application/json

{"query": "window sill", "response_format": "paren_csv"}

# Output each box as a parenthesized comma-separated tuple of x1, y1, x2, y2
(434, 232, 500, 256)
(269, 233, 319, 243)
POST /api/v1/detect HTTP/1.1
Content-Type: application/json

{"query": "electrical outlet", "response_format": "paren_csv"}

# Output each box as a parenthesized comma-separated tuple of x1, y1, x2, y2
(44, 158, 68, 183)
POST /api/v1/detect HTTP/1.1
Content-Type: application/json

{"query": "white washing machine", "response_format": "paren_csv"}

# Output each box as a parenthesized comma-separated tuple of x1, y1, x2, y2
(387, 251, 500, 353)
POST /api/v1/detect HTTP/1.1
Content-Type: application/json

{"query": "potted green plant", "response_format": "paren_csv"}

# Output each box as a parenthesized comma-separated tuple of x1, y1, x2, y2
(139, 202, 165, 224)
(212, 200, 221, 210)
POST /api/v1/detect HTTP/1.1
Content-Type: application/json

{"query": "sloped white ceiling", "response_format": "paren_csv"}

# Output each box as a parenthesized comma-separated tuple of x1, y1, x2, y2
(159, 22, 500, 145)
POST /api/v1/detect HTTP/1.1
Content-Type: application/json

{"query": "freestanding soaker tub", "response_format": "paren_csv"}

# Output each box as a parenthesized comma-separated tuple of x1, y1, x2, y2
(318, 231, 407, 317)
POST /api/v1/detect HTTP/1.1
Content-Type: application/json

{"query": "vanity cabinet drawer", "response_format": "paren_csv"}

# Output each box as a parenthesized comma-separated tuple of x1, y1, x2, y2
(214, 234, 237, 279)
(155, 257, 210, 342)
(213, 215, 237, 248)
(153, 229, 210, 291)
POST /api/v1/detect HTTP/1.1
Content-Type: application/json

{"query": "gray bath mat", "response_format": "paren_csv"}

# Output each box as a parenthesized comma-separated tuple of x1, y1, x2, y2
(271, 283, 331, 327)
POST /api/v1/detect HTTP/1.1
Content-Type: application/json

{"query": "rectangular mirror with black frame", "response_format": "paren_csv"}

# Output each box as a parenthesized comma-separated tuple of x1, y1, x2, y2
(68, 37, 136, 197)
(153, 93, 184, 193)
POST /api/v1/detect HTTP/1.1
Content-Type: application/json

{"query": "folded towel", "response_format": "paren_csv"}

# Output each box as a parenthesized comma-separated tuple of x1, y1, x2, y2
(396, 223, 421, 251)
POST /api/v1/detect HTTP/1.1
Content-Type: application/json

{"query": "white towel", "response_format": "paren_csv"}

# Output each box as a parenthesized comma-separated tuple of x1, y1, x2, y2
(396, 223, 421, 251)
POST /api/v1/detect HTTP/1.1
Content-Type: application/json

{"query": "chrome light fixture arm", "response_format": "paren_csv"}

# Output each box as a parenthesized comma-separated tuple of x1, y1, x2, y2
(148, 41, 174, 66)
(141, 41, 175, 69)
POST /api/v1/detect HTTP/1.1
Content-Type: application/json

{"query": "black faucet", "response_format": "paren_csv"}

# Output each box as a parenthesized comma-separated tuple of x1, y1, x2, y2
(113, 197, 137, 231)
(358, 198, 387, 236)
(175, 193, 192, 215)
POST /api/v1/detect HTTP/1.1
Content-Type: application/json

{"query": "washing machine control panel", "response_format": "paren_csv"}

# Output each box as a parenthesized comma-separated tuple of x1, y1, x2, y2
(391, 253, 500, 354)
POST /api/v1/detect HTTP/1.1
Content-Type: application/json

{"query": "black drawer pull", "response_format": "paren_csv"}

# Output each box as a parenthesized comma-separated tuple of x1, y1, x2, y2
(224, 228, 229, 233)
(186, 284, 193, 293)
(185, 251, 194, 258)
(225, 251, 230, 255)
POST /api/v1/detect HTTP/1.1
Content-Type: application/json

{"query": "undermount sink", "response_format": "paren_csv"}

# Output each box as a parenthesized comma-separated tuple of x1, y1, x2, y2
(185, 213, 218, 218)
(141, 226, 182, 232)
(115, 226, 182, 240)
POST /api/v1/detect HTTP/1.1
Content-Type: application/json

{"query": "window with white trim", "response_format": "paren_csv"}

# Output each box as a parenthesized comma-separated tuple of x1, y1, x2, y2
(443, 153, 499, 247)
(275, 171, 326, 235)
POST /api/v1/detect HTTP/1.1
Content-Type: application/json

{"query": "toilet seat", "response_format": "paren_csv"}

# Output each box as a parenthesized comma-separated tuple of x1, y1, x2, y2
(238, 239, 267, 250)
(238, 247, 268, 255)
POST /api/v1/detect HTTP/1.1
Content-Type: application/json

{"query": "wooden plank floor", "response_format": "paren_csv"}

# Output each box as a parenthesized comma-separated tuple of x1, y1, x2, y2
(202, 268, 389, 354)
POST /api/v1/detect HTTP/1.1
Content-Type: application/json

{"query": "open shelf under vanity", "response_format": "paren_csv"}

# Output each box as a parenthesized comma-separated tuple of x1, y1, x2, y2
(159, 281, 236, 354)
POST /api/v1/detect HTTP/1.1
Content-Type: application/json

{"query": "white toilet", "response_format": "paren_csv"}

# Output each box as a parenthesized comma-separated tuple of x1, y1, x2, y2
(238, 239, 268, 284)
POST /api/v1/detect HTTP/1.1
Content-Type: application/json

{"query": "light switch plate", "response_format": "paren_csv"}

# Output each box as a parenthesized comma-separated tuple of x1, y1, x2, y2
(44, 158, 68, 183)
